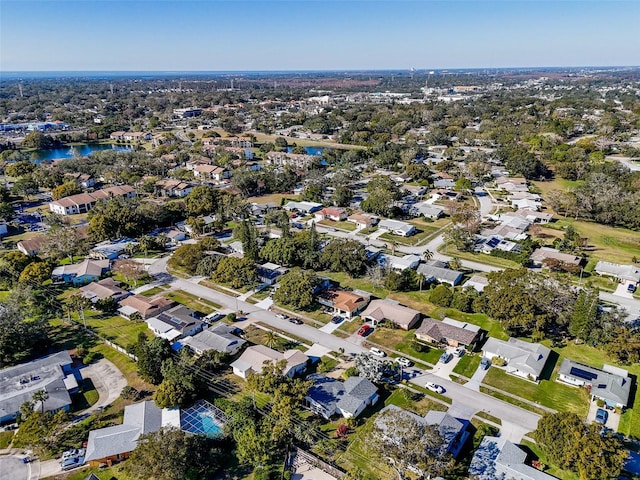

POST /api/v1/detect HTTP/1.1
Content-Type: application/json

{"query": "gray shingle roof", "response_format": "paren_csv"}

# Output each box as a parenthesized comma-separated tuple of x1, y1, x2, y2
(417, 264, 463, 284)
(306, 374, 377, 418)
(181, 325, 246, 354)
(416, 317, 479, 346)
(483, 338, 550, 379)
(84, 424, 141, 462)
(558, 359, 631, 407)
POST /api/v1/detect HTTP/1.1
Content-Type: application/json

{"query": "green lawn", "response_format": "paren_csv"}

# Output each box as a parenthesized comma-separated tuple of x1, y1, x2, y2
(318, 219, 356, 231)
(111, 272, 153, 289)
(318, 270, 389, 299)
(138, 285, 168, 297)
(440, 242, 521, 269)
(369, 327, 443, 365)
(431, 309, 509, 341)
(379, 227, 438, 246)
(482, 366, 589, 416)
(0, 431, 14, 449)
(83, 314, 149, 349)
(163, 289, 220, 314)
(71, 378, 99, 411)
(384, 388, 447, 414)
(452, 354, 481, 378)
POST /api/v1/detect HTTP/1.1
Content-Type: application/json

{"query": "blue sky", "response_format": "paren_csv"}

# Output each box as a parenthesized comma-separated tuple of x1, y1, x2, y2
(1, 1, 638, 71)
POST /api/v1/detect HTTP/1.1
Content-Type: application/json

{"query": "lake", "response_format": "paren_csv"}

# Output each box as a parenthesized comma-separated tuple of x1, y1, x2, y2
(287, 146, 324, 156)
(30, 143, 133, 163)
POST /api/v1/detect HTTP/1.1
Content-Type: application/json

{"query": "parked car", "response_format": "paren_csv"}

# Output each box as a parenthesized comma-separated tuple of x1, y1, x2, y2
(426, 382, 445, 394)
(628, 284, 637, 293)
(439, 352, 453, 363)
(357, 325, 372, 336)
(369, 347, 386, 357)
(595, 408, 608, 424)
(454, 347, 465, 357)
(275, 313, 288, 320)
(289, 318, 303, 325)
(396, 357, 412, 368)
(331, 316, 344, 324)
(480, 357, 491, 370)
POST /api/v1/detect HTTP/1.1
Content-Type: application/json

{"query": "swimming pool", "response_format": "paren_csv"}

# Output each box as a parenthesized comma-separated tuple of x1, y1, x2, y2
(180, 399, 226, 438)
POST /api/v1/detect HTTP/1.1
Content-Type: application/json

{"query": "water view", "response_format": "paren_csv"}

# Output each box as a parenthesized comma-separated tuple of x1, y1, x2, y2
(30, 143, 132, 163)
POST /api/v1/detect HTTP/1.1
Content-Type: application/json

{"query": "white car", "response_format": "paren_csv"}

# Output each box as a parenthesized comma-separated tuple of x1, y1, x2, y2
(426, 382, 445, 394)
(369, 347, 386, 357)
(396, 357, 412, 368)
(275, 313, 287, 319)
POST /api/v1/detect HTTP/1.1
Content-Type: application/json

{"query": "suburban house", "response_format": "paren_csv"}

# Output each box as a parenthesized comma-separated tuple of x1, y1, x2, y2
(557, 359, 631, 408)
(482, 338, 551, 382)
(118, 295, 174, 320)
(361, 299, 421, 330)
(477, 236, 522, 255)
(411, 202, 445, 219)
(469, 436, 557, 480)
(377, 253, 421, 271)
(146, 305, 205, 343)
(594, 261, 640, 286)
(314, 207, 348, 222)
(416, 317, 483, 349)
(49, 185, 136, 216)
(347, 213, 378, 229)
(530, 247, 582, 268)
(66, 173, 96, 189)
(317, 288, 370, 319)
(181, 323, 246, 356)
(463, 275, 489, 293)
(17, 236, 47, 256)
(79, 278, 130, 304)
(0, 351, 79, 424)
(283, 201, 323, 214)
(89, 238, 138, 260)
(375, 405, 470, 460)
(193, 164, 229, 182)
(257, 262, 288, 286)
(84, 400, 180, 468)
(231, 345, 309, 380)
(417, 263, 463, 286)
(378, 219, 416, 237)
(52, 259, 110, 286)
(514, 208, 553, 224)
(155, 179, 193, 198)
(304, 374, 379, 419)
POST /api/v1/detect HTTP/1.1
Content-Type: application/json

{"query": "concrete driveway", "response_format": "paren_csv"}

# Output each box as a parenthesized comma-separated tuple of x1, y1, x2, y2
(587, 399, 620, 432)
(80, 358, 127, 414)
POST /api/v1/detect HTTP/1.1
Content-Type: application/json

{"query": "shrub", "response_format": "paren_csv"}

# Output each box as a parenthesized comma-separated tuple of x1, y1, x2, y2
(412, 340, 428, 353)
(403, 389, 422, 402)
(83, 352, 97, 365)
(491, 356, 506, 367)
(120, 386, 140, 401)
(430, 284, 453, 307)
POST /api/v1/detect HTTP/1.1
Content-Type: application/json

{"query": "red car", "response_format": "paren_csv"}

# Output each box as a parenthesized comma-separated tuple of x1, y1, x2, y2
(357, 325, 372, 336)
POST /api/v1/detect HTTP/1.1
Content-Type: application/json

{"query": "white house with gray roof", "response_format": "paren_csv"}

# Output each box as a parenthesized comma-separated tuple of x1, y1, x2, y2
(594, 261, 640, 285)
(469, 436, 557, 480)
(378, 219, 416, 237)
(181, 323, 246, 356)
(482, 337, 550, 382)
(417, 263, 463, 286)
(305, 374, 379, 419)
(557, 359, 631, 408)
(0, 351, 78, 424)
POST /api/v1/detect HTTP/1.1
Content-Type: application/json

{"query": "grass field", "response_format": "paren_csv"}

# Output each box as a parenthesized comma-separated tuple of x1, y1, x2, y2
(163, 289, 221, 314)
(440, 243, 521, 269)
(0, 431, 14, 449)
(452, 354, 481, 378)
(482, 365, 589, 416)
(379, 226, 438, 246)
(318, 219, 356, 231)
(247, 192, 299, 204)
(317, 270, 389, 299)
(385, 388, 447, 414)
(138, 285, 168, 297)
(368, 326, 443, 365)
(83, 314, 149, 349)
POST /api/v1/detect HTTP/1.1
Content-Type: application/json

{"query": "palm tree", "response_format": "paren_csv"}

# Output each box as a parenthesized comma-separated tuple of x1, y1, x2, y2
(265, 331, 278, 349)
(32, 389, 49, 414)
(422, 249, 434, 263)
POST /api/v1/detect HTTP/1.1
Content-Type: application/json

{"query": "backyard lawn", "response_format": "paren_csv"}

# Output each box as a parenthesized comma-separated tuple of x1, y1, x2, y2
(318, 219, 356, 231)
(83, 314, 149, 349)
(379, 227, 437, 247)
(368, 327, 443, 366)
(71, 378, 99, 411)
(384, 388, 447, 415)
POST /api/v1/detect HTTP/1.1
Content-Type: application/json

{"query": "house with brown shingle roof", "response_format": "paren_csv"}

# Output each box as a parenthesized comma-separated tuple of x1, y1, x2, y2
(415, 317, 483, 348)
(17, 235, 47, 256)
(361, 299, 421, 330)
(117, 295, 174, 320)
(49, 185, 136, 216)
(317, 289, 370, 319)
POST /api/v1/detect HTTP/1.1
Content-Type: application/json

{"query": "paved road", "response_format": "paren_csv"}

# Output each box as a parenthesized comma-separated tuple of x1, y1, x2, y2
(80, 358, 127, 414)
(150, 260, 540, 438)
(0, 456, 29, 480)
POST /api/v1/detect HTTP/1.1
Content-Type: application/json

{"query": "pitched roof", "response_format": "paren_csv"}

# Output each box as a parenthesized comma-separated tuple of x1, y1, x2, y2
(306, 374, 377, 417)
(231, 345, 308, 377)
(530, 247, 582, 266)
(361, 299, 420, 328)
(378, 219, 414, 234)
(52, 259, 110, 278)
(470, 436, 557, 480)
(558, 359, 631, 406)
(416, 317, 479, 345)
(181, 324, 246, 354)
(594, 261, 640, 283)
(118, 295, 174, 317)
(417, 264, 463, 283)
(483, 337, 550, 378)
(80, 278, 128, 301)
(319, 289, 369, 313)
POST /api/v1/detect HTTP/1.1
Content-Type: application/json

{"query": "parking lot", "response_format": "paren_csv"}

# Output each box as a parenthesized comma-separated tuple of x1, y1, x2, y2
(0, 456, 29, 480)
